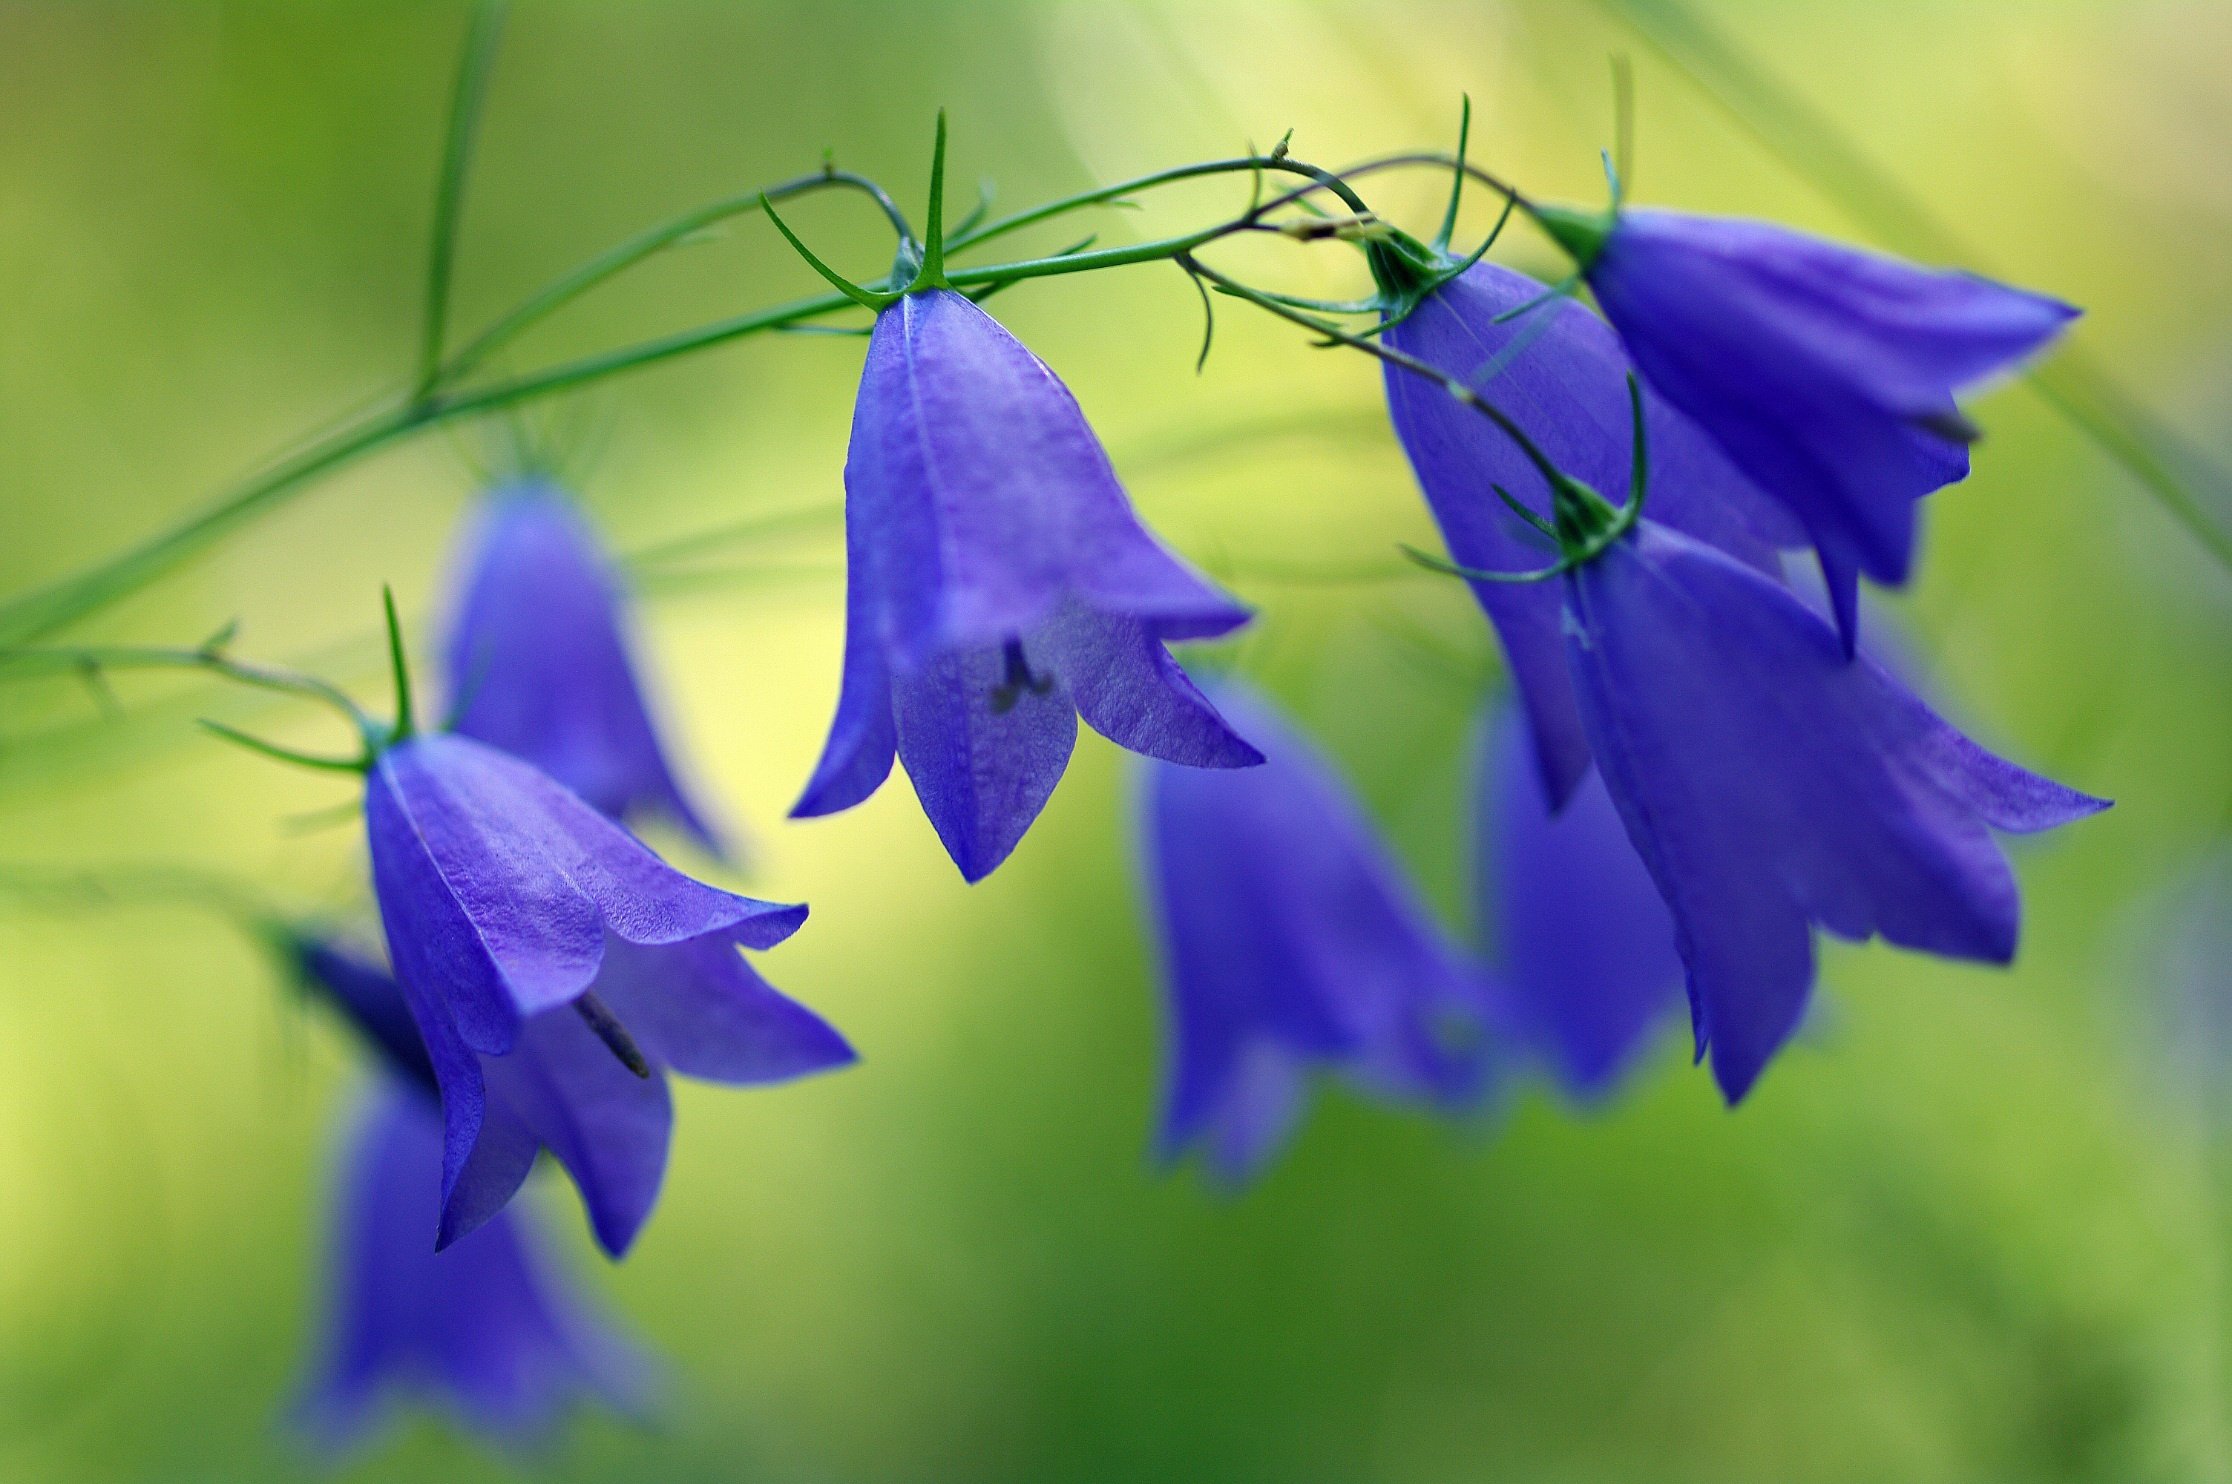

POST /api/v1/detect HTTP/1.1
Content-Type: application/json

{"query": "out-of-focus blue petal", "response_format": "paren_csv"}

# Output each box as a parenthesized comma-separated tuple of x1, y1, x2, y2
(293, 1083, 656, 1456)
(1474, 701, 1682, 1102)
(1142, 681, 1503, 1183)
(443, 486, 723, 853)
(290, 938, 438, 1096)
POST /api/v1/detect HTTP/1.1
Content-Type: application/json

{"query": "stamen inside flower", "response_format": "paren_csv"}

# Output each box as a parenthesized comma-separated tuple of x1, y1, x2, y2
(989, 638, 1055, 714)
(573, 991, 652, 1079)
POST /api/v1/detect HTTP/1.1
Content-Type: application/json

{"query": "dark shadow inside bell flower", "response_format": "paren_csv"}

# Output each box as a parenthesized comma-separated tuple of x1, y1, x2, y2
(293, 1081, 658, 1456)
(443, 483, 726, 855)
(1575, 209, 2078, 646)
(793, 288, 1263, 883)
(1383, 259, 1804, 807)
(1141, 681, 1505, 1186)
(365, 732, 854, 1257)
(1559, 519, 2109, 1103)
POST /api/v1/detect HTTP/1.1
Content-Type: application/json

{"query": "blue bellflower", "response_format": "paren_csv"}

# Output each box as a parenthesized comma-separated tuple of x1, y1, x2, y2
(1474, 700, 1681, 1103)
(794, 288, 1263, 882)
(1385, 259, 1804, 803)
(294, 1081, 656, 1454)
(365, 732, 854, 1255)
(444, 483, 723, 853)
(1140, 681, 1500, 1184)
(1540, 206, 2078, 644)
(1559, 519, 2109, 1101)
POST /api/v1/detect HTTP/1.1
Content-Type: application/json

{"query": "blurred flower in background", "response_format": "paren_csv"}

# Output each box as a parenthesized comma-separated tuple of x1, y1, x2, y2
(1139, 680, 1501, 1184)
(443, 482, 727, 856)
(293, 1083, 657, 1454)
(1471, 697, 1682, 1103)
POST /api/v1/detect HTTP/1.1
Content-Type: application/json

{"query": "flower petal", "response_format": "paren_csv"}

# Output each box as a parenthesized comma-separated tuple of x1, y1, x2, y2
(291, 938, 438, 1097)
(1197, 1045, 1310, 1189)
(1038, 606, 1263, 768)
(369, 740, 603, 1052)
(1607, 211, 2079, 405)
(850, 290, 1246, 663)
(371, 736, 805, 1049)
(1385, 261, 1799, 803)
(1476, 702, 1682, 1101)
(891, 640, 1079, 882)
(1587, 210, 2072, 589)
(1563, 523, 2101, 1100)
(483, 1007, 675, 1259)
(591, 935, 856, 1085)
(792, 538, 900, 819)
(1142, 682, 1499, 1179)
(293, 1083, 655, 1454)
(444, 486, 723, 853)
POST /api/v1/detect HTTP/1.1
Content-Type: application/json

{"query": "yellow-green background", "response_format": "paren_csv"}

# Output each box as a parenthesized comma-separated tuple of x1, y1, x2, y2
(4, 2, 2230, 1479)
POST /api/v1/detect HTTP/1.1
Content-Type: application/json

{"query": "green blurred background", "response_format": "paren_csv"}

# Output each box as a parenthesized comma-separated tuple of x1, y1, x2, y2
(4, 1, 2231, 1479)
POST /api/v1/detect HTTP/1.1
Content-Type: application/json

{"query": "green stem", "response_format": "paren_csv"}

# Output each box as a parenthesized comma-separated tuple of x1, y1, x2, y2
(1180, 254, 1571, 495)
(0, 155, 1391, 647)
(441, 168, 908, 382)
(949, 152, 1377, 257)
(0, 406, 427, 646)
(620, 501, 839, 574)
(436, 288, 857, 413)
(0, 641, 376, 743)
(416, 0, 507, 398)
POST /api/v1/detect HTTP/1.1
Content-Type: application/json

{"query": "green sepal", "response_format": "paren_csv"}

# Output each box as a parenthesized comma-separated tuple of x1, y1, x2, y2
(762, 193, 899, 312)
(380, 585, 417, 746)
(1531, 202, 1611, 274)
(198, 719, 370, 775)
(1362, 216, 1503, 334)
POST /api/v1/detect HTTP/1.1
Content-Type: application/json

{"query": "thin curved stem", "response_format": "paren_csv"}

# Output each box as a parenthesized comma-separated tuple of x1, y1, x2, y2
(947, 157, 1268, 255)
(440, 168, 908, 382)
(1401, 543, 1572, 586)
(1320, 151, 1529, 214)
(0, 641, 377, 748)
(0, 153, 1397, 647)
(416, 0, 507, 398)
(948, 151, 1377, 258)
(1179, 252, 1571, 496)
(0, 407, 425, 646)
(619, 501, 839, 574)
(434, 287, 856, 414)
